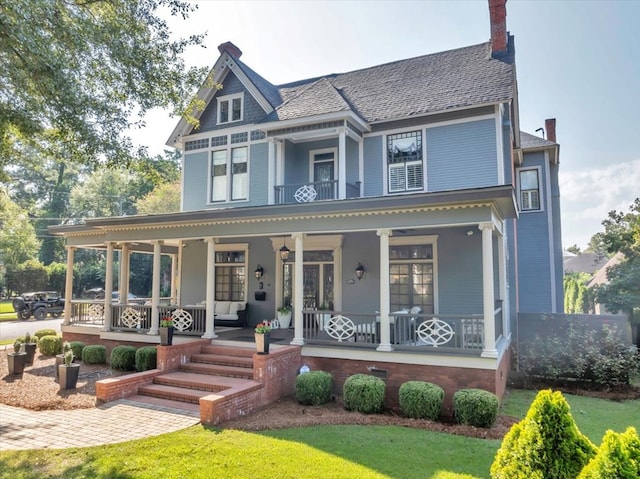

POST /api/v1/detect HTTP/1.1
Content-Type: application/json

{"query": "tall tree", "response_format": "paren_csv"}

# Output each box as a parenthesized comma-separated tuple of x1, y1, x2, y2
(594, 198, 640, 346)
(0, 0, 207, 181)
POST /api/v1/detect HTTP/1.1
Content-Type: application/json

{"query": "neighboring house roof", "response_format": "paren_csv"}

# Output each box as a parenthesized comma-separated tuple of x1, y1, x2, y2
(588, 252, 625, 288)
(563, 252, 609, 274)
(264, 41, 515, 125)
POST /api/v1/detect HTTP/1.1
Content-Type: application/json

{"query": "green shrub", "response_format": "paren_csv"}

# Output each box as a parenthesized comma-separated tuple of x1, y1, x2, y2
(295, 371, 333, 405)
(343, 374, 385, 414)
(33, 329, 57, 340)
(13, 340, 22, 353)
(491, 389, 597, 479)
(82, 345, 107, 365)
(454, 388, 499, 428)
(69, 341, 86, 362)
(38, 335, 62, 356)
(578, 427, 640, 479)
(135, 346, 157, 372)
(399, 381, 444, 420)
(110, 345, 137, 371)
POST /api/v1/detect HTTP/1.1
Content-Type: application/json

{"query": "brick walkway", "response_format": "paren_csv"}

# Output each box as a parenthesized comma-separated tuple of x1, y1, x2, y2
(0, 399, 200, 451)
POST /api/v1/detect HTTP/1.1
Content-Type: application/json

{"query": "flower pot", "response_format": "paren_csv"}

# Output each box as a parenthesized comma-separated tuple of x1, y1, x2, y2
(8, 352, 27, 375)
(255, 332, 270, 355)
(58, 363, 80, 390)
(23, 342, 37, 365)
(277, 311, 292, 329)
(159, 326, 174, 346)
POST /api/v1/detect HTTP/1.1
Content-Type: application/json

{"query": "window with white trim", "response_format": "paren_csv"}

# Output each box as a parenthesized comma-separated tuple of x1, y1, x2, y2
(214, 250, 246, 301)
(217, 93, 243, 125)
(389, 243, 435, 313)
(210, 146, 248, 202)
(387, 131, 423, 193)
(518, 168, 541, 211)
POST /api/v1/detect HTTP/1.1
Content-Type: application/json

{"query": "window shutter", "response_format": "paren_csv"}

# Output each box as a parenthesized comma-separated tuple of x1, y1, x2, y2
(389, 164, 405, 192)
(530, 190, 540, 210)
(406, 161, 423, 190)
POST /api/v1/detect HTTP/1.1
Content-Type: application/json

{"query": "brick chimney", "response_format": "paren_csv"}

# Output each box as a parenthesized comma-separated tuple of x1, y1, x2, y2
(218, 41, 242, 58)
(489, 0, 508, 56)
(545, 118, 557, 143)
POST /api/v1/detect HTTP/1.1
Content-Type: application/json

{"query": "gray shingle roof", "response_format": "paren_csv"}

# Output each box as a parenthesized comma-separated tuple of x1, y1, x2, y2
(233, 56, 282, 108)
(521, 131, 557, 149)
(260, 41, 514, 124)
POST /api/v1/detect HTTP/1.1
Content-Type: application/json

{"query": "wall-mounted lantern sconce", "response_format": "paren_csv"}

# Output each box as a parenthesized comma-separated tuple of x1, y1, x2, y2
(355, 262, 365, 280)
(279, 242, 290, 262)
(254, 264, 264, 280)
(465, 229, 475, 237)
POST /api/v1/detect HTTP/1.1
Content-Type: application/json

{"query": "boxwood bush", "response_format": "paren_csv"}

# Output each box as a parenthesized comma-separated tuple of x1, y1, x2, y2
(577, 427, 640, 479)
(38, 335, 62, 356)
(135, 346, 157, 372)
(491, 389, 596, 479)
(82, 345, 107, 365)
(69, 341, 86, 362)
(110, 345, 137, 371)
(453, 388, 499, 428)
(295, 371, 333, 405)
(343, 374, 385, 414)
(399, 381, 444, 420)
(33, 329, 57, 341)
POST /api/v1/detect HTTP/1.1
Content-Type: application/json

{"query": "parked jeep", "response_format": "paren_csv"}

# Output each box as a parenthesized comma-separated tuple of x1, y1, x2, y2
(12, 291, 65, 320)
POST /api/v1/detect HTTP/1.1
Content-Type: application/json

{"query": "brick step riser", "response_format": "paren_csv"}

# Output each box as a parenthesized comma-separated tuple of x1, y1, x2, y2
(180, 364, 254, 380)
(200, 346, 255, 358)
(190, 355, 253, 368)
(137, 386, 202, 405)
(153, 377, 227, 393)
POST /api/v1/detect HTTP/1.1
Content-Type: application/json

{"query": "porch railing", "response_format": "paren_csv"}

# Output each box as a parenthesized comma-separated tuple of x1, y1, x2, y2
(274, 180, 361, 205)
(302, 310, 486, 353)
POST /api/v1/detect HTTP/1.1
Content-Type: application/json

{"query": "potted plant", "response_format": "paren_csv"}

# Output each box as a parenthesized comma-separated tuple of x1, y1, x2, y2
(8, 340, 27, 375)
(159, 316, 174, 346)
(58, 349, 80, 390)
(23, 332, 37, 365)
(254, 321, 272, 355)
(277, 304, 292, 329)
(56, 341, 72, 379)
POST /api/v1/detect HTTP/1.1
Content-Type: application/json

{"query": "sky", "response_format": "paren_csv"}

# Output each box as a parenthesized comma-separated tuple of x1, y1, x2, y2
(134, 0, 640, 251)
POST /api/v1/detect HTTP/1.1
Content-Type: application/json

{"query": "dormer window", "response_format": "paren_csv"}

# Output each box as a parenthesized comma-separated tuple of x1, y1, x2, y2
(387, 131, 423, 193)
(217, 93, 243, 124)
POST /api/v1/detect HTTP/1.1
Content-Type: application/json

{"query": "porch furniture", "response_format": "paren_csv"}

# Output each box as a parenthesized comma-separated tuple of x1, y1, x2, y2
(324, 315, 356, 342)
(416, 318, 455, 347)
(212, 301, 248, 326)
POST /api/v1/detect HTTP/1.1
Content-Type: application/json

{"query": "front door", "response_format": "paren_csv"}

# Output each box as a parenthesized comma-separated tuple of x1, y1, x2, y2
(312, 151, 335, 200)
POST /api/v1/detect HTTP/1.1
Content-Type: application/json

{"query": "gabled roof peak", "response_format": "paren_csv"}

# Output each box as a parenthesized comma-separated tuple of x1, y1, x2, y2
(218, 41, 242, 58)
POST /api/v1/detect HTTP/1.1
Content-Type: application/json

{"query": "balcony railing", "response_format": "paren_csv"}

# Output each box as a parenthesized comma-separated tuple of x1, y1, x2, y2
(274, 181, 361, 205)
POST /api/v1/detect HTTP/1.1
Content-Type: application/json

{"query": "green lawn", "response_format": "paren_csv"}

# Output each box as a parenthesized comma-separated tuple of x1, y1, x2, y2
(0, 301, 17, 321)
(1, 390, 638, 478)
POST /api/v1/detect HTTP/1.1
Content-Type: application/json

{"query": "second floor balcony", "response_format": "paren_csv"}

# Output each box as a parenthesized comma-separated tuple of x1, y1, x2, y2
(274, 180, 361, 205)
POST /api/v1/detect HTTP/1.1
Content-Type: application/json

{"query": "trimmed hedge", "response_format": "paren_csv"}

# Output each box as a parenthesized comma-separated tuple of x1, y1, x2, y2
(295, 371, 333, 405)
(110, 345, 137, 371)
(343, 374, 385, 414)
(491, 389, 596, 479)
(69, 341, 86, 362)
(33, 329, 57, 340)
(82, 345, 107, 365)
(399, 381, 444, 420)
(578, 427, 640, 479)
(135, 346, 157, 372)
(454, 388, 499, 428)
(38, 335, 62, 356)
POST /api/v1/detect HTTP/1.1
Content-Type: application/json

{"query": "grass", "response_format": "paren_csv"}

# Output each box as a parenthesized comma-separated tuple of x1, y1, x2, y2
(2, 390, 638, 478)
(0, 301, 17, 321)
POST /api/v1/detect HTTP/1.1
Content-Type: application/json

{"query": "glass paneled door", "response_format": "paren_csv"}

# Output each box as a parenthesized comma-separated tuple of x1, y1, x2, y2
(313, 151, 335, 200)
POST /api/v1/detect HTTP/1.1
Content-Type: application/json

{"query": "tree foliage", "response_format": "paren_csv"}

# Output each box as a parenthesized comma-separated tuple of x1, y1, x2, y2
(594, 198, 640, 332)
(0, 190, 40, 270)
(135, 182, 181, 214)
(564, 273, 593, 314)
(0, 0, 207, 181)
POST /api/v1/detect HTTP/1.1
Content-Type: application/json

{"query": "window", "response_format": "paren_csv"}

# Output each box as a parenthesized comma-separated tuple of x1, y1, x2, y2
(387, 131, 423, 193)
(217, 93, 243, 124)
(518, 168, 541, 211)
(389, 242, 435, 314)
(210, 146, 248, 202)
(215, 251, 246, 301)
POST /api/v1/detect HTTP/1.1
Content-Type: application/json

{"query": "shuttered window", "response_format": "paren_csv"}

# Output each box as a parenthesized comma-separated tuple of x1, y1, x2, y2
(387, 131, 423, 193)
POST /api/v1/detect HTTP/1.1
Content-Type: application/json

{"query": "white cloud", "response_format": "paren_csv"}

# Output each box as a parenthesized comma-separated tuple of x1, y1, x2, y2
(559, 158, 640, 249)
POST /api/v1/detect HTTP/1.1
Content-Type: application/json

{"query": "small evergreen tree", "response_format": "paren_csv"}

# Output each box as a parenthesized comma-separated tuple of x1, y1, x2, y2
(578, 427, 640, 478)
(491, 389, 596, 479)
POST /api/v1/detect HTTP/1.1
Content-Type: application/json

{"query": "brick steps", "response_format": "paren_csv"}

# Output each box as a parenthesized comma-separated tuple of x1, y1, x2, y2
(181, 361, 254, 379)
(190, 353, 253, 369)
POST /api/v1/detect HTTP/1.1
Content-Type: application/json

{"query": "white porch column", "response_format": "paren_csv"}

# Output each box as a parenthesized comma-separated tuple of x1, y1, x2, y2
(120, 243, 130, 300)
(63, 246, 75, 325)
(170, 253, 178, 304)
(103, 242, 114, 332)
(480, 222, 497, 357)
(497, 231, 508, 339)
(268, 139, 276, 205)
(203, 237, 218, 339)
(338, 127, 346, 199)
(377, 229, 393, 352)
(358, 138, 364, 196)
(276, 140, 284, 190)
(148, 240, 162, 335)
(291, 233, 305, 346)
